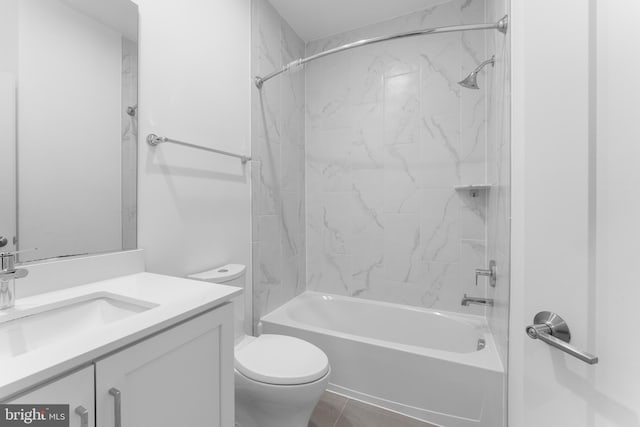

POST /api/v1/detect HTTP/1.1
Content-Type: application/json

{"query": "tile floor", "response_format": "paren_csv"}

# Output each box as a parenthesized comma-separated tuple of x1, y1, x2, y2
(309, 392, 438, 427)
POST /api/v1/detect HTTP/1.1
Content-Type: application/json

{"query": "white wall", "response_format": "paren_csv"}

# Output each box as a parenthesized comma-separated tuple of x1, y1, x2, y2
(0, 0, 18, 252)
(134, 0, 252, 287)
(0, 0, 19, 76)
(18, 0, 123, 261)
(0, 74, 16, 254)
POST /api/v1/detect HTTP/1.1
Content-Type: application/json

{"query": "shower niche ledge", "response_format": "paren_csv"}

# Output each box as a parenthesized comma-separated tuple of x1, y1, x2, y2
(454, 184, 494, 197)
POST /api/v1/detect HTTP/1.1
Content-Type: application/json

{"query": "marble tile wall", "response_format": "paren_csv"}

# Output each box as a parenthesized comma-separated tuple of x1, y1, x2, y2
(251, 0, 306, 324)
(305, 0, 491, 315)
(121, 37, 138, 251)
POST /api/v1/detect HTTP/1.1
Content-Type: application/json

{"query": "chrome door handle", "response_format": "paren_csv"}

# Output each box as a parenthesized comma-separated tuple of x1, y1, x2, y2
(108, 388, 122, 427)
(526, 311, 598, 365)
(74, 406, 89, 427)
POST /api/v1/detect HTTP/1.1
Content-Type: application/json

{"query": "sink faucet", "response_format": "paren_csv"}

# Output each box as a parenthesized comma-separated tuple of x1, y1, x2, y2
(461, 294, 494, 307)
(0, 251, 30, 310)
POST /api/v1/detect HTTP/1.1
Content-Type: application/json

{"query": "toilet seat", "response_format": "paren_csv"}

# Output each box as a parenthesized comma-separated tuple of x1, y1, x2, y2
(235, 334, 329, 385)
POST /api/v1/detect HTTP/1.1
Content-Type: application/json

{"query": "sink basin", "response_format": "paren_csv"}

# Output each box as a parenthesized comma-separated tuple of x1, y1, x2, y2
(0, 293, 155, 360)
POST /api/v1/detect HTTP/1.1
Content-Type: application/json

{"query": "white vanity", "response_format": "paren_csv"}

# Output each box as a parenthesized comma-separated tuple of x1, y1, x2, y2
(0, 272, 241, 427)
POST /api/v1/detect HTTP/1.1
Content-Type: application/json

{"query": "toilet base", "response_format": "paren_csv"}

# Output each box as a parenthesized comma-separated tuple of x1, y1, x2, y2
(235, 368, 330, 427)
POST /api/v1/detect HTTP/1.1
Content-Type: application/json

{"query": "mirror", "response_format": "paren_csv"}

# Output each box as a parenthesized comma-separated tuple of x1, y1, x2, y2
(0, 0, 139, 263)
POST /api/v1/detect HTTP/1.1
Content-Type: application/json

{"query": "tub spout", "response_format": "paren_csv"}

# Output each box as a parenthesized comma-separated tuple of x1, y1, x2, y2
(461, 294, 494, 307)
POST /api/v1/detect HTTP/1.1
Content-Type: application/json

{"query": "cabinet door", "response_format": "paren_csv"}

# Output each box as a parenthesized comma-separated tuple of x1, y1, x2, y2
(96, 304, 234, 427)
(7, 366, 95, 427)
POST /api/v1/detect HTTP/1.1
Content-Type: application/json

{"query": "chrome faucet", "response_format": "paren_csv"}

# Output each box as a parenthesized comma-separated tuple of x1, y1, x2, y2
(461, 294, 494, 307)
(0, 251, 31, 310)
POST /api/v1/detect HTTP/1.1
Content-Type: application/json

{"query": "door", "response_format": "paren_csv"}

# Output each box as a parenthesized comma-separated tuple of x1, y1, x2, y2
(510, 1, 640, 426)
(95, 305, 234, 427)
(7, 366, 95, 427)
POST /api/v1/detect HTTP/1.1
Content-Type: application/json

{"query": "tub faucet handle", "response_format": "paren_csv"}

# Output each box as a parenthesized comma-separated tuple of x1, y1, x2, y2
(475, 260, 496, 287)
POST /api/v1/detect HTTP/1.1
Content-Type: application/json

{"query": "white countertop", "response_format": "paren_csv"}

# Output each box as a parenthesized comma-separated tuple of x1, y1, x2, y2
(0, 272, 242, 399)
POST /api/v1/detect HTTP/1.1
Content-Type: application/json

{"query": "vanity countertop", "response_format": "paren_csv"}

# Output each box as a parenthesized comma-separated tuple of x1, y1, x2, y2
(0, 272, 241, 399)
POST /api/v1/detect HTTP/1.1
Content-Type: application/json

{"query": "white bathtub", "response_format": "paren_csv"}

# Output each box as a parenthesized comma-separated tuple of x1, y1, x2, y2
(261, 292, 504, 427)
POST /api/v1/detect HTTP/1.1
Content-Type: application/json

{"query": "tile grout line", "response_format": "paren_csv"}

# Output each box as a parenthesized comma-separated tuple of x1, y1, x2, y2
(331, 397, 350, 427)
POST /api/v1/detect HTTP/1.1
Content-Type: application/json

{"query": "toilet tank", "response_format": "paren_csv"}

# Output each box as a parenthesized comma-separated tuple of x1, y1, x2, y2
(188, 264, 249, 340)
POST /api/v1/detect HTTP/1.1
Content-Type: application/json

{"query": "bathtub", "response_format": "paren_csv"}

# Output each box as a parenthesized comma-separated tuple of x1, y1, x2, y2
(260, 292, 504, 427)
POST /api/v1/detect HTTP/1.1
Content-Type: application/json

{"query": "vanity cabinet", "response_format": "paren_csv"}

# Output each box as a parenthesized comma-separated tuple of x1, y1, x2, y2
(95, 305, 234, 427)
(4, 304, 234, 427)
(7, 366, 95, 427)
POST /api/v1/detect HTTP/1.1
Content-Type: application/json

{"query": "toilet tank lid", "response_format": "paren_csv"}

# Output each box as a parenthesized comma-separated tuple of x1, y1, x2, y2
(188, 264, 246, 283)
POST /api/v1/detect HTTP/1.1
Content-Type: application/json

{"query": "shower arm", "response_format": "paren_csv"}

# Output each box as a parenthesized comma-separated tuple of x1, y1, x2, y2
(255, 15, 508, 89)
(471, 55, 496, 74)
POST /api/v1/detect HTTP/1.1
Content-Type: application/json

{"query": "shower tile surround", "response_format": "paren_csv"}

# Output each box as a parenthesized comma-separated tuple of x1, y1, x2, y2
(121, 38, 138, 251)
(251, 0, 307, 324)
(252, 0, 508, 319)
(251, 1, 508, 423)
(305, 0, 491, 315)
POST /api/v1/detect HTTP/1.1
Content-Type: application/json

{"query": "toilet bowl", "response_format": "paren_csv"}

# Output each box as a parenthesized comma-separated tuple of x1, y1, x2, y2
(234, 334, 330, 427)
(188, 265, 330, 427)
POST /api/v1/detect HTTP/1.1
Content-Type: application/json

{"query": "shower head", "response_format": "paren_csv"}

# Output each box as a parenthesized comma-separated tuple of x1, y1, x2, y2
(458, 73, 481, 90)
(458, 55, 495, 90)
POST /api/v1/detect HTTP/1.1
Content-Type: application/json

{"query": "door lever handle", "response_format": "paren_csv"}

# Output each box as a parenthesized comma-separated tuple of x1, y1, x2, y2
(526, 311, 598, 365)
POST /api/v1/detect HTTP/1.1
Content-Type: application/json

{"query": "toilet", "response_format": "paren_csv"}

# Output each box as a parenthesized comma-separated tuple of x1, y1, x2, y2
(188, 264, 330, 427)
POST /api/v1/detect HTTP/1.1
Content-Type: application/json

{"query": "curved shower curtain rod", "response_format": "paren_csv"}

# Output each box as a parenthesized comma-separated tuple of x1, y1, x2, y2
(255, 15, 508, 89)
